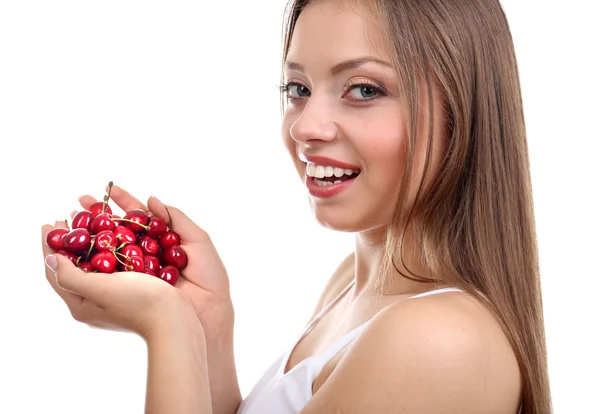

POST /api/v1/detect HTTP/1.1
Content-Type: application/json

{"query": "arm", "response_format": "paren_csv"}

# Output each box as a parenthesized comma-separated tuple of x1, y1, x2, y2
(201, 304, 242, 414)
(299, 294, 522, 413)
(145, 305, 213, 414)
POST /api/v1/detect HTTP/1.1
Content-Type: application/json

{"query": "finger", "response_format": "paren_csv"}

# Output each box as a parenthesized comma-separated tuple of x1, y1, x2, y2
(54, 219, 68, 229)
(41, 224, 82, 305)
(147, 196, 208, 243)
(49, 253, 112, 306)
(78, 195, 98, 210)
(44, 249, 105, 325)
(106, 184, 147, 213)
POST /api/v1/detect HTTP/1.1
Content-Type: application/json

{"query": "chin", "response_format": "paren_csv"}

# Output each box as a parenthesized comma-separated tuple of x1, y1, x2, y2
(310, 202, 386, 234)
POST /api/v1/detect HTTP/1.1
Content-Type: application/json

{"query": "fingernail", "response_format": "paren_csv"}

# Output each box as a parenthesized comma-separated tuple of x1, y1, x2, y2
(150, 195, 164, 205)
(45, 254, 58, 272)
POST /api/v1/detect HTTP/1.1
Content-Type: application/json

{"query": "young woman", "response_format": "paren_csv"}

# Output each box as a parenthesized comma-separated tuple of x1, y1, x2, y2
(41, 0, 553, 413)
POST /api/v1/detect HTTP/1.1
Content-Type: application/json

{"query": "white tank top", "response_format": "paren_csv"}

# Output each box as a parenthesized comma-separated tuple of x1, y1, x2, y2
(236, 281, 463, 414)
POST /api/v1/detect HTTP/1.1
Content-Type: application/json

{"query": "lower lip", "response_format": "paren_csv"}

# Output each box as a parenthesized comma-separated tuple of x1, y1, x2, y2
(305, 175, 357, 198)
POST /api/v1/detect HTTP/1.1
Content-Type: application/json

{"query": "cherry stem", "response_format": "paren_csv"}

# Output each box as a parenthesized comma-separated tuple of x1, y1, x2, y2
(114, 251, 131, 261)
(111, 217, 150, 230)
(103, 181, 114, 213)
(116, 241, 128, 251)
(85, 239, 95, 262)
(113, 251, 133, 270)
(64, 219, 70, 231)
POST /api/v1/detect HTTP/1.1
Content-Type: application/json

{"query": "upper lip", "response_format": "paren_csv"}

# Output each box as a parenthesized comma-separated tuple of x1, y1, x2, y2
(299, 154, 361, 170)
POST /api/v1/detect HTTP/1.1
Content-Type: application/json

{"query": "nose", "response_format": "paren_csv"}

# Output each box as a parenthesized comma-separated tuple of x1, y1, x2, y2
(289, 97, 339, 145)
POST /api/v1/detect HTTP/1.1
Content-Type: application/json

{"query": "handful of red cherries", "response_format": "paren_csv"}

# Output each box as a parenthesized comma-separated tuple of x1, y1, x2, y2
(45, 182, 187, 286)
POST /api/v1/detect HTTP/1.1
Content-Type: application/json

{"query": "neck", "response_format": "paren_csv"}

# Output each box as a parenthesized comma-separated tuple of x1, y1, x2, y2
(352, 223, 437, 297)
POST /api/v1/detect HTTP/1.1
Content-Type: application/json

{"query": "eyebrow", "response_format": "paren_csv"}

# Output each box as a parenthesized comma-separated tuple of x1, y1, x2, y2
(285, 56, 393, 75)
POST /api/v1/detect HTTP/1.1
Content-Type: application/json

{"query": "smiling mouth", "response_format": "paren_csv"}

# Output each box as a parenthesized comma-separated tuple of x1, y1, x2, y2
(305, 163, 361, 186)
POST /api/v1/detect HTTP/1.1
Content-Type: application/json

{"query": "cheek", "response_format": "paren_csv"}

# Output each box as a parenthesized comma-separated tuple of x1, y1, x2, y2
(359, 115, 407, 189)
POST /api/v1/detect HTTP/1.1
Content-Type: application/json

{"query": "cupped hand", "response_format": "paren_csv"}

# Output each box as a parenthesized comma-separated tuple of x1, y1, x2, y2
(74, 184, 233, 338)
(42, 223, 190, 339)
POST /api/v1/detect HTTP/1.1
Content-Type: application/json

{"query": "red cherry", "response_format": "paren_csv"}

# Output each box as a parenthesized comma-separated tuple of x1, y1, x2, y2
(138, 235, 159, 256)
(46, 228, 69, 251)
(95, 230, 117, 252)
(56, 249, 79, 265)
(91, 251, 117, 273)
(146, 216, 168, 237)
(63, 228, 91, 253)
(89, 201, 113, 218)
(114, 225, 136, 246)
(88, 181, 115, 218)
(158, 265, 180, 286)
(123, 209, 150, 233)
(143, 255, 160, 272)
(163, 245, 188, 270)
(71, 211, 94, 231)
(123, 255, 144, 272)
(79, 262, 94, 272)
(160, 232, 181, 250)
(121, 244, 143, 258)
(90, 212, 115, 234)
(143, 267, 156, 276)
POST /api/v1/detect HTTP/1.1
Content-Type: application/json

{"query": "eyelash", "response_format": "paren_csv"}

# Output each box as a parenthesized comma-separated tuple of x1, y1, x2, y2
(278, 80, 389, 104)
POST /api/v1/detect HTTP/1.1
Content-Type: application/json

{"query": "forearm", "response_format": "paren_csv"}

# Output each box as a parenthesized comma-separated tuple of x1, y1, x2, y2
(145, 312, 212, 414)
(203, 306, 243, 414)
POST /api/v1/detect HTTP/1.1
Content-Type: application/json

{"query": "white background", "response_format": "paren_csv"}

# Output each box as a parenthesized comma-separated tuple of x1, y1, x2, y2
(0, 1, 598, 413)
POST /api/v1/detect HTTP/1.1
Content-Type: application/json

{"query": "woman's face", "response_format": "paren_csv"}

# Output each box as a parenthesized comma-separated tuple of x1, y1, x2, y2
(281, 0, 445, 234)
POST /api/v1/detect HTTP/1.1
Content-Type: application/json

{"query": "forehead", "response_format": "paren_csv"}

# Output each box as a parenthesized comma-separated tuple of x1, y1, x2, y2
(286, 1, 388, 66)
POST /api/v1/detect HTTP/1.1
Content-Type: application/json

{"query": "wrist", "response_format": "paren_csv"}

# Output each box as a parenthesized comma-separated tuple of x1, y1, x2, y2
(146, 291, 205, 345)
(201, 300, 235, 346)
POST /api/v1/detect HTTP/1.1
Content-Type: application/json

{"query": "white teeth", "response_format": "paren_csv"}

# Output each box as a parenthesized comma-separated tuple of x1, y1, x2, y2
(314, 165, 325, 179)
(314, 179, 334, 187)
(313, 177, 353, 186)
(306, 163, 360, 178)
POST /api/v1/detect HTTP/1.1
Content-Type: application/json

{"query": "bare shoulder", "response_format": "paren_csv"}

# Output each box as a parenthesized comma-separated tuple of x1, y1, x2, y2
(307, 252, 355, 321)
(300, 290, 522, 414)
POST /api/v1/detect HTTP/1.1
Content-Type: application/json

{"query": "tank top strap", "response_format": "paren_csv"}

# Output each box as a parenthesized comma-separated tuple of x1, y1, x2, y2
(277, 279, 357, 379)
(313, 319, 373, 369)
(406, 286, 463, 300)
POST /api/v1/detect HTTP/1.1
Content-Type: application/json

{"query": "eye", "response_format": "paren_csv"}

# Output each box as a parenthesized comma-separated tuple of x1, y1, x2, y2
(281, 82, 311, 99)
(348, 85, 378, 99)
(343, 81, 388, 102)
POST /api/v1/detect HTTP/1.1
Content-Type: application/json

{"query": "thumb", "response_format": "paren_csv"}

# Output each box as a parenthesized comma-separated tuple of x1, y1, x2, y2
(48, 253, 111, 304)
(147, 196, 208, 243)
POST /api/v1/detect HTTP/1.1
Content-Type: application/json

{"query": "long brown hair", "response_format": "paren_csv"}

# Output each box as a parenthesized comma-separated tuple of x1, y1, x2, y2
(280, 0, 552, 412)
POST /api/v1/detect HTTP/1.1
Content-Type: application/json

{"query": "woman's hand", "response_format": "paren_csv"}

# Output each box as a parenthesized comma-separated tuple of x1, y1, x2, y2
(43, 228, 214, 414)
(44, 184, 242, 414)
(42, 237, 192, 340)
(72, 184, 233, 339)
